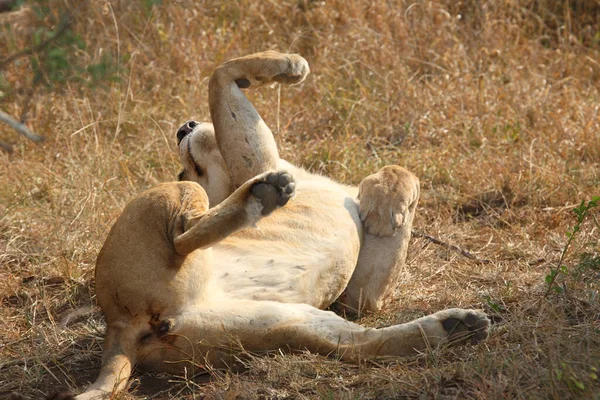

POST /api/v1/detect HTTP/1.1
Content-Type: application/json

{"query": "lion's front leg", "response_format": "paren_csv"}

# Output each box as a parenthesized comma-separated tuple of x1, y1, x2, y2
(208, 51, 310, 190)
(174, 170, 295, 255)
(341, 165, 420, 314)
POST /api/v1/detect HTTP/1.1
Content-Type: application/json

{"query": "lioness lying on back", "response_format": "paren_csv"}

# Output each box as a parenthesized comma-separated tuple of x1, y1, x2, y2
(69, 51, 489, 399)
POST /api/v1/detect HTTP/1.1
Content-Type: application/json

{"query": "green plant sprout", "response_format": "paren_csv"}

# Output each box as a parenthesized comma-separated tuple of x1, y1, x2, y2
(545, 196, 599, 295)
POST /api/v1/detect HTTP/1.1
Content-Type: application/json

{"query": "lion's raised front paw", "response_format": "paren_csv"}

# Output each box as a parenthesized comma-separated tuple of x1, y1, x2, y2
(358, 165, 419, 237)
(435, 308, 490, 345)
(250, 171, 295, 215)
(233, 51, 310, 89)
(272, 54, 310, 85)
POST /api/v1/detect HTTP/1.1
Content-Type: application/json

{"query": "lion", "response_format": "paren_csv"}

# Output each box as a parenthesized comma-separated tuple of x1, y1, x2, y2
(69, 51, 489, 400)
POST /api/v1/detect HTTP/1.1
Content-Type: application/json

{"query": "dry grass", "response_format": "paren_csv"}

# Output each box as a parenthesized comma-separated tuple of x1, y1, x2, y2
(1, 0, 599, 398)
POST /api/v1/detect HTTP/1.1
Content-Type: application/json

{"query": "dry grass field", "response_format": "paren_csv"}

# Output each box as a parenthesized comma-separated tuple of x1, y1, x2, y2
(1, 0, 599, 398)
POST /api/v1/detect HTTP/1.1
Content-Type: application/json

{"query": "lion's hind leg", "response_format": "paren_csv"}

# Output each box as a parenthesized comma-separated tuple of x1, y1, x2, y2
(208, 51, 310, 189)
(341, 165, 420, 314)
(158, 301, 488, 367)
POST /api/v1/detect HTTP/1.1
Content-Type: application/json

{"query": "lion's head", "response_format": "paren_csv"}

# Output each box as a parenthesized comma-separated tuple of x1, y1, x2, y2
(176, 120, 231, 206)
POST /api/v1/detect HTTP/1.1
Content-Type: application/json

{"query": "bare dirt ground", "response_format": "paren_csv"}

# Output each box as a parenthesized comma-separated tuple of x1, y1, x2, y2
(1, 1, 599, 399)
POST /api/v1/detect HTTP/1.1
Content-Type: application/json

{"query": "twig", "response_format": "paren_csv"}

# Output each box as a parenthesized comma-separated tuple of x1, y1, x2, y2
(411, 229, 491, 264)
(0, 13, 71, 68)
(0, 0, 17, 13)
(19, 76, 41, 123)
(0, 141, 13, 153)
(0, 109, 44, 142)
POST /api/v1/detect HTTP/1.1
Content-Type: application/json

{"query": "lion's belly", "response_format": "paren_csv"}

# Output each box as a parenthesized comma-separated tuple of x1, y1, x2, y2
(209, 180, 362, 309)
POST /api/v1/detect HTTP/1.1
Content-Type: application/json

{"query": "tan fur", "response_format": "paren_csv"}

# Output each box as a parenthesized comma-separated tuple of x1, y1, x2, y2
(75, 52, 490, 399)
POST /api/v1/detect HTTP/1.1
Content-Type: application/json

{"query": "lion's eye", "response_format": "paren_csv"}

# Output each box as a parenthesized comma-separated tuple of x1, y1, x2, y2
(194, 163, 203, 177)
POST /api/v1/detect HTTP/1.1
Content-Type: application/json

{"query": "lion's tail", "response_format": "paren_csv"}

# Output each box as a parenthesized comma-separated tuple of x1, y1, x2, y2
(75, 322, 138, 399)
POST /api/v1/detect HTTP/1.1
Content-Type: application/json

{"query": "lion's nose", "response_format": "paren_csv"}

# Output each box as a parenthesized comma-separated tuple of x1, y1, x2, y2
(176, 120, 197, 145)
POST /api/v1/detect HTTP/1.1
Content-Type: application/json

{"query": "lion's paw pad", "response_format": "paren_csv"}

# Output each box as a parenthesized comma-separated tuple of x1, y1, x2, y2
(250, 171, 295, 215)
(438, 309, 490, 345)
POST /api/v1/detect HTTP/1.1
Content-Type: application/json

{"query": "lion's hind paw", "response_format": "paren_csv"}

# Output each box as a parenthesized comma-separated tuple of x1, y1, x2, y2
(436, 308, 490, 345)
(359, 166, 419, 237)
